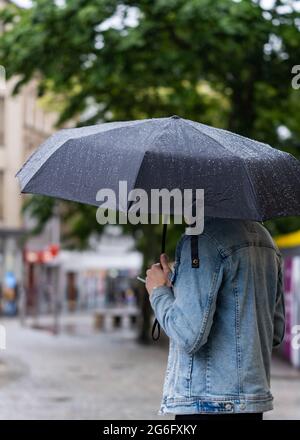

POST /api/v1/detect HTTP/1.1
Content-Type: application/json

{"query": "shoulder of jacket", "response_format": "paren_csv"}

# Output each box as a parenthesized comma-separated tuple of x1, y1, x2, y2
(181, 232, 227, 260)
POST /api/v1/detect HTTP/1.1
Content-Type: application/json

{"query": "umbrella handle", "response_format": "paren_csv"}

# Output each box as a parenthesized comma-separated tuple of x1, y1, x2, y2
(151, 223, 200, 341)
(151, 222, 167, 341)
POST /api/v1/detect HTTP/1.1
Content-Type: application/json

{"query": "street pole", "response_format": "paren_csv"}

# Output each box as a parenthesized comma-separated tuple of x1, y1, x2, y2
(52, 202, 61, 335)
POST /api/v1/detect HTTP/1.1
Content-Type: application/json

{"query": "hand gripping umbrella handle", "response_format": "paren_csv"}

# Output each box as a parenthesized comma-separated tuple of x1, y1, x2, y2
(151, 222, 167, 341)
(151, 222, 200, 341)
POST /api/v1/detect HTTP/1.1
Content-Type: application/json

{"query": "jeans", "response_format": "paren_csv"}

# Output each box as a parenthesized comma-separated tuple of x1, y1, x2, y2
(175, 413, 263, 421)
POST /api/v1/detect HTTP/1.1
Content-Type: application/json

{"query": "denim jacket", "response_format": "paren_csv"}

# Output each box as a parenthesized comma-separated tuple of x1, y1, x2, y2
(149, 217, 285, 415)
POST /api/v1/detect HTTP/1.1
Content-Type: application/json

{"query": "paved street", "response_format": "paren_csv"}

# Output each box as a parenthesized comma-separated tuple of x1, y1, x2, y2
(0, 315, 299, 420)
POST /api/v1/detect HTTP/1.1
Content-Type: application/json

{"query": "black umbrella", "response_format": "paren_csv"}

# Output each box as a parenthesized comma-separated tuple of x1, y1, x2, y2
(17, 115, 300, 220)
(16, 115, 300, 339)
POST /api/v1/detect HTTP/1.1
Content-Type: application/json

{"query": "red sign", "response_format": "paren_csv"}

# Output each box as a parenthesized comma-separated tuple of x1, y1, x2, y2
(24, 244, 60, 264)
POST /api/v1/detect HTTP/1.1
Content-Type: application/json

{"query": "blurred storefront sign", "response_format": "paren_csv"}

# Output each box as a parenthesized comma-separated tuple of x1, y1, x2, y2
(24, 244, 59, 264)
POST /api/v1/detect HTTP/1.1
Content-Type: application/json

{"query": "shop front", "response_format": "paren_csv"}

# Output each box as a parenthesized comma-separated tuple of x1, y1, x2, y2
(276, 230, 300, 368)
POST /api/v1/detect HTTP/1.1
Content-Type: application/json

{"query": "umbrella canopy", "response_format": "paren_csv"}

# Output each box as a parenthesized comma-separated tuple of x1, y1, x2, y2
(17, 115, 300, 221)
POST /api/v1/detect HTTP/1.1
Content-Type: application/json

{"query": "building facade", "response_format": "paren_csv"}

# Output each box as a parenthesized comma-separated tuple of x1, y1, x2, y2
(0, 73, 57, 314)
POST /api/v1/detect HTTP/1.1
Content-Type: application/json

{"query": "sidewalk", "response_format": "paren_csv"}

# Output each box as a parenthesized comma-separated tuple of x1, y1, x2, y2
(0, 315, 299, 420)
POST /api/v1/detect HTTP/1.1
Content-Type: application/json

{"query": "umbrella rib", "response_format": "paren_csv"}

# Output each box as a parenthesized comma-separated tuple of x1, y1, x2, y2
(17, 118, 158, 190)
(181, 118, 241, 157)
(181, 118, 262, 219)
(128, 120, 172, 209)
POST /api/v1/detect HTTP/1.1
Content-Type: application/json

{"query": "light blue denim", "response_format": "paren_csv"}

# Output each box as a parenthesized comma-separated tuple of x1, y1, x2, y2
(149, 217, 285, 415)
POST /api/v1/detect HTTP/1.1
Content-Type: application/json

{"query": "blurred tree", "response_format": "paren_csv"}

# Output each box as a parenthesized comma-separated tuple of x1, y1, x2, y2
(1, 0, 300, 341)
(1, 0, 300, 143)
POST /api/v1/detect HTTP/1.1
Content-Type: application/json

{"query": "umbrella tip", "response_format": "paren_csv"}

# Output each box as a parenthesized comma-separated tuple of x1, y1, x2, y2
(170, 115, 180, 120)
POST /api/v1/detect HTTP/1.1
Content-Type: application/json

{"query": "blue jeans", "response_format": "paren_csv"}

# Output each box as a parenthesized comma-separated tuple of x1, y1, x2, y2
(175, 413, 263, 420)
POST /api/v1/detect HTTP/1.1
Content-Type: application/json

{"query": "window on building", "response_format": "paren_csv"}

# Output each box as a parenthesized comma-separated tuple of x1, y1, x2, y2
(0, 97, 4, 146)
(0, 171, 3, 220)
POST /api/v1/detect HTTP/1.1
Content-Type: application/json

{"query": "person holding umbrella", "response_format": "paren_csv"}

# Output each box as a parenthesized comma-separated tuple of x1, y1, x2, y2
(146, 217, 285, 420)
(17, 115, 300, 420)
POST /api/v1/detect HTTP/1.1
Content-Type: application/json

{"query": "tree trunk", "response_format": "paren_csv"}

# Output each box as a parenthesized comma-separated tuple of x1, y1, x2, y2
(228, 81, 256, 138)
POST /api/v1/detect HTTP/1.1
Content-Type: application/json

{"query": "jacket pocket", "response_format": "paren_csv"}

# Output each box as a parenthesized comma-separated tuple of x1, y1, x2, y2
(172, 346, 193, 398)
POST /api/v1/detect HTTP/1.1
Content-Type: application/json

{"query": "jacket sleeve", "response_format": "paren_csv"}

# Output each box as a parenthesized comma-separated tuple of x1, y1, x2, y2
(149, 234, 224, 355)
(273, 254, 285, 348)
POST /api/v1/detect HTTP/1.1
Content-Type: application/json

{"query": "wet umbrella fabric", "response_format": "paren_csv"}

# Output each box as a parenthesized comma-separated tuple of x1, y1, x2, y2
(16, 115, 300, 341)
(17, 115, 300, 221)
